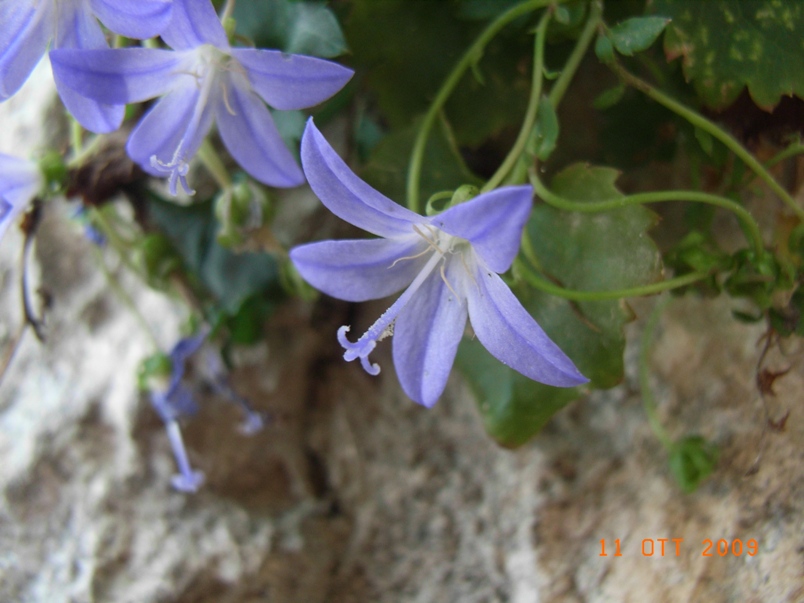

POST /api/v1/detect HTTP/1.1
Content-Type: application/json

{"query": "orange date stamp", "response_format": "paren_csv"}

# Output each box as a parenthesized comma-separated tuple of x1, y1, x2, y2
(599, 538, 759, 557)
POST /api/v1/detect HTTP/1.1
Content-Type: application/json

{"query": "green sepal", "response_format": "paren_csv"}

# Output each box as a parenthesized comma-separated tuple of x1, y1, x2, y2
(668, 435, 718, 494)
(137, 352, 172, 392)
(38, 150, 68, 195)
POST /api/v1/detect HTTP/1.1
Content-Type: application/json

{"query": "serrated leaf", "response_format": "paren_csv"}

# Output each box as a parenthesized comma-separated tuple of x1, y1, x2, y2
(609, 16, 671, 56)
(653, 0, 804, 109)
(461, 164, 663, 447)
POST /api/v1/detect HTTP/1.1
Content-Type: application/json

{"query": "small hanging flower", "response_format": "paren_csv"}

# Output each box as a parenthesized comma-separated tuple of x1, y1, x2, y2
(0, 154, 44, 242)
(50, 0, 353, 195)
(290, 120, 587, 408)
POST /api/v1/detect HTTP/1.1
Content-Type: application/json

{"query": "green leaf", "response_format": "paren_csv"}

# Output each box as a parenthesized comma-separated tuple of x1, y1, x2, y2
(232, 0, 347, 58)
(361, 115, 482, 203)
(530, 96, 559, 161)
(609, 16, 671, 56)
(456, 339, 579, 448)
(148, 195, 280, 313)
(461, 164, 663, 447)
(285, 3, 348, 57)
(525, 164, 663, 386)
(668, 436, 718, 493)
(653, 0, 804, 109)
(593, 83, 627, 110)
(346, 0, 532, 146)
(594, 33, 615, 62)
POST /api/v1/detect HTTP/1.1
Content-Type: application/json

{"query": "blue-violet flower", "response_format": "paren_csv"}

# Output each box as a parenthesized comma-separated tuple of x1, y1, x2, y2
(0, 154, 43, 242)
(0, 0, 173, 133)
(50, 0, 353, 195)
(290, 121, 588, 408)
(148, 330, 266, 492)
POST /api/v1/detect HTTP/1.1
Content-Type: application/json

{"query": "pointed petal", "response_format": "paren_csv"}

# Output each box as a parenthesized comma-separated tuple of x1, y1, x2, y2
(434, 185, 532, 273)
(50, 47, 186, 105)
(54, 72, 125, 133)
(47, 2, 127, 132)
(90, 0, 173, 39)
(160, 0, 228, 50)
(467, 262, 588, 388)
(127, 84, 214, 174)
(0, 3, 50, 99)
(230, 48, 353, 111)
(52, 1, 108, 50)
(216, 77, 304, 188)
(393, 261, 468, 407)
(290, 237, 427, 302)
(301, 119, 423, 238)
(0, 155, 41, 241)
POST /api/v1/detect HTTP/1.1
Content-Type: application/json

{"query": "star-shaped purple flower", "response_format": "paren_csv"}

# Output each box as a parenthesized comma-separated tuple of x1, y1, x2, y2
(50, 0, 353, 195)
(290, 121, 588, 408)
(0, 154, 43, 242)
(0, 0, 173, 133)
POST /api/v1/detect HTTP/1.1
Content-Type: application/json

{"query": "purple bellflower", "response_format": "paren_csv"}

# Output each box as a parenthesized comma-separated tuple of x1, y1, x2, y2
(50, 0, 354, 195)
(149, 332, 208, 492)
(290, 121, 588, 408)
(0, 0, 173, 133)
(149, 331, 267, 492)
(0, 154, 43, 242)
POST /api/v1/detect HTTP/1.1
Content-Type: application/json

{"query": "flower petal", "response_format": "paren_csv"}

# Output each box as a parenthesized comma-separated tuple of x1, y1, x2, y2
(301, 119, 423, 238)
(393, 260, 468, 407)
(216, 77, 304, 188)
(160, 0, 228, 50)
(231, 48, 353, 111)
(49, 2, 126, 132)
(467, 261, 588, 387)
(290, 237, 427, 302)
(52, 1, 108, 50)
(0, 3, 51, 99)
(0, 155, 41, 241)
(50, 48, 186, 105)
(434, 185, 533, 273)
(54, 73, 125, 133)
(127, 83, 215, 175)
(90, 0, 173, 39)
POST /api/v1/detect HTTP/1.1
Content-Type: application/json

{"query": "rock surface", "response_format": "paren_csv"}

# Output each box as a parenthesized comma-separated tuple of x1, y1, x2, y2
(1, 61, 802, 603)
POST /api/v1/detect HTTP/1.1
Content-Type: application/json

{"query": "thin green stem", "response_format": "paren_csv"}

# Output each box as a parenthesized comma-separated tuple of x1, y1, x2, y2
(197, 139, 232, 190)
(531, 171, 766, 257)
(221, 0, 236, 22)
(90, 207, 148, 280)
(639, 296, 674, 449)
(765, 141, 804, 169)
(92, 247, 161, 350)
(611, 63, 804, 222)
(67, 134, 106, 169)
(482, 10, 551, 193)
(516, 259, 710, 301)
(548, 0, 602, 108)
(406, 0, 559, 212)
(70, 119, 84, 156)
